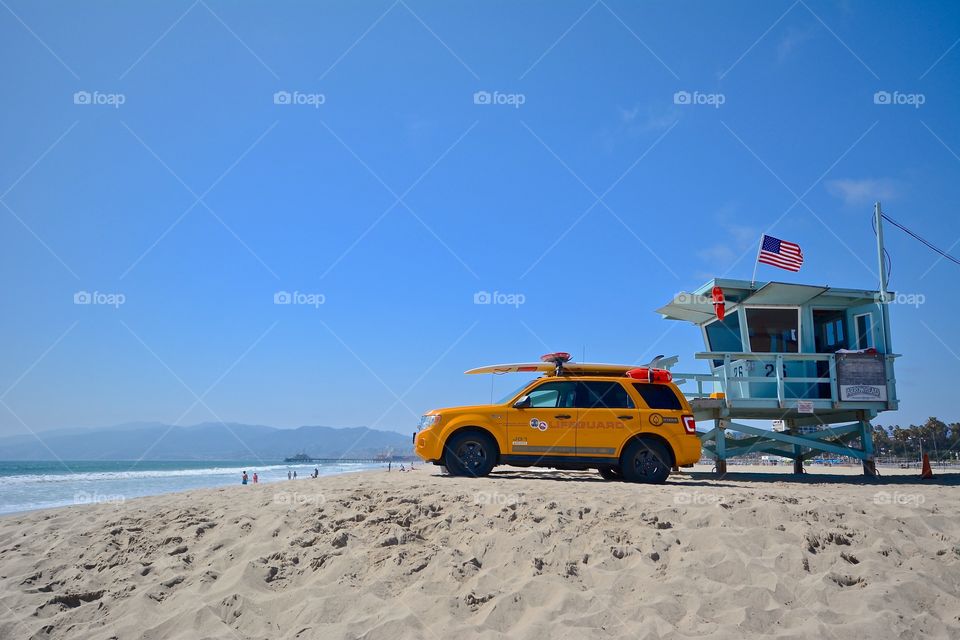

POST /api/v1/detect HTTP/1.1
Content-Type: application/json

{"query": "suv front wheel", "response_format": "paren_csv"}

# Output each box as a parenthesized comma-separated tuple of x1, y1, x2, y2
(444, 431, 497, 477)
(620, 438, 671, 484)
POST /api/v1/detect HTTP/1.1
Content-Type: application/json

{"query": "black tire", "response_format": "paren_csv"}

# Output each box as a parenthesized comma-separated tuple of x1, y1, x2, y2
(620, 438, 672, 484)
(598, 465, 622, 481)
(444, 431, 497, 478)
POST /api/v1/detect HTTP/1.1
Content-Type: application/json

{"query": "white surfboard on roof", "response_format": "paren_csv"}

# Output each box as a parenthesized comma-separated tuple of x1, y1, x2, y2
(464, 355, 679, 375)
(464, 362, 635, 375)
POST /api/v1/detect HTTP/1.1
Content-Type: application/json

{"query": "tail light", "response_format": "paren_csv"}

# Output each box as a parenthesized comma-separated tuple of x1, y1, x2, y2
(681, 414, 696, 434)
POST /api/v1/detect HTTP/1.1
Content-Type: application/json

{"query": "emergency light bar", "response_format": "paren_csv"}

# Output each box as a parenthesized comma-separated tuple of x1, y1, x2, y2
(540, 352, 572, 376)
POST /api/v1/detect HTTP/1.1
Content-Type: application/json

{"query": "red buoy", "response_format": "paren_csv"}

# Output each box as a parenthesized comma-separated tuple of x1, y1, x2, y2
(712, 286, 725, 321)
(626, 367, 672, 383)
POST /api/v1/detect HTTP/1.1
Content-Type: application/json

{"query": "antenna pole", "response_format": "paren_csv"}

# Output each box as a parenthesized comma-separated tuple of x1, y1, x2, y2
(875, 202, 893, 353)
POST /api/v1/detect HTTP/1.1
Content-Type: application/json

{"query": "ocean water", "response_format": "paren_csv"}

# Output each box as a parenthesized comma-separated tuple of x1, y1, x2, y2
(0, 460, 386, 515)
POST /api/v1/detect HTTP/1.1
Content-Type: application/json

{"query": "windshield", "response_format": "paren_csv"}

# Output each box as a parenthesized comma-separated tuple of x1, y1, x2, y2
(495, 379, 536, 405)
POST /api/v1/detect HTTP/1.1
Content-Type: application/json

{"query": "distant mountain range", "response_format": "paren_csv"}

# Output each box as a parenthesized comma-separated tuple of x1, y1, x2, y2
(0, 422, 413, 461)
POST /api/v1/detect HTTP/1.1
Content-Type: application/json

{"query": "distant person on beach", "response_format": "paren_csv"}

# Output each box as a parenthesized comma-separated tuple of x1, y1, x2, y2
(252, 473, 258, 484)
(314, 467, 319, 478)
(388, 462, 392, 472)
(399, 464, 406, 472)
(242, 471, 248, 485)
(293, 471, 297, 479)
(288, 470, 292, 480)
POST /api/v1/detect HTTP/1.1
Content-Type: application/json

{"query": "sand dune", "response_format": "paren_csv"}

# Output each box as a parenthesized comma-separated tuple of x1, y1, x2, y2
(1, 466, 959, 639)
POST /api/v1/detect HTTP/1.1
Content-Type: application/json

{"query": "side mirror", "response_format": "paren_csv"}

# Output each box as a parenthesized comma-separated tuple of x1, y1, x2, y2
(513, 395, 531, 409)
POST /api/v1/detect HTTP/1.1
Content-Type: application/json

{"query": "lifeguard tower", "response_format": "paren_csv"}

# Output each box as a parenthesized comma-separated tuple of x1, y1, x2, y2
(657, 207, 898, 476)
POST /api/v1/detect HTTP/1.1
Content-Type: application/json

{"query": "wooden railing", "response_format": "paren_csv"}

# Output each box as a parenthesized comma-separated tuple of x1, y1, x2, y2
(671, 351, 898, 409)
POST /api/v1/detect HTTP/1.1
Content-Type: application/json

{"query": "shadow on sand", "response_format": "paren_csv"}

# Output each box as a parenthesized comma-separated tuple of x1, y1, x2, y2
(435, 466, 960, 488)
(685, 469, 960, 487)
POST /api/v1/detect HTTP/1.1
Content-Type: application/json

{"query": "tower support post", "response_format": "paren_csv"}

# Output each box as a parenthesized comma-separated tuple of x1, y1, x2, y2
(861, 419, 877, 476)
(715, 419, 727, 475)
(793, 446, 804, 474)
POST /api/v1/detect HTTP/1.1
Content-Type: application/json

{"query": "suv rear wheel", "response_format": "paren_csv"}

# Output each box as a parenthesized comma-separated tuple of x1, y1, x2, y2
(620, 439, 671, 484)
(444, 431, 497, 477)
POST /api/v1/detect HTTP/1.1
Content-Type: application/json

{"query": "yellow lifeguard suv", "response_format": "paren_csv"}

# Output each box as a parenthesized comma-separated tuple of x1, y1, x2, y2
(413, 353, 701, 483)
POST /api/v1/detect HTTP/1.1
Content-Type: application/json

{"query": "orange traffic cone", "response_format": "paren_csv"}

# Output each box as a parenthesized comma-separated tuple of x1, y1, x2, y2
(920, 454, 934, 479)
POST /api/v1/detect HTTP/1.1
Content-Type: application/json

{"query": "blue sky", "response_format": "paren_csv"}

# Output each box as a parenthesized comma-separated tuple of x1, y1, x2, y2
(1, 0, 959, 437)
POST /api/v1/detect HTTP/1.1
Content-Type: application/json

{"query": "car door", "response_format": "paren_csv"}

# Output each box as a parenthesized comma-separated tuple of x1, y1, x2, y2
(574, 380, 636, 457)
(507, 380, 578, 457)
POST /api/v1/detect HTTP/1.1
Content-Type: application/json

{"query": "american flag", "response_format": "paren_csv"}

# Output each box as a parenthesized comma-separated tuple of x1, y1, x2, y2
(757, 234, 803, 272)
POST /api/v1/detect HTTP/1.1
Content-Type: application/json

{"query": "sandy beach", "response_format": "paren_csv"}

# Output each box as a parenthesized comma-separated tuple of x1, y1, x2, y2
(1, 465, 959, 639)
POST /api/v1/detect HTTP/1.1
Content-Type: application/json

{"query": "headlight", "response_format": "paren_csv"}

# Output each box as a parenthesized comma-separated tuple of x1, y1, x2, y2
(418, 414, 440, 430)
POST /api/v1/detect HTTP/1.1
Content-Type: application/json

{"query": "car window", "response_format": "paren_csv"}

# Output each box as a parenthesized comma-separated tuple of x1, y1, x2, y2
(526, 381, 576, 408)
(497, 379, 535, 405)
(632, 383, 683, 410)
(575, 381, 634, 409)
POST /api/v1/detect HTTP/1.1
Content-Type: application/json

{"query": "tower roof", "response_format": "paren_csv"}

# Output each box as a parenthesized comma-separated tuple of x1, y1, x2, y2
(657, 279, 888, 325)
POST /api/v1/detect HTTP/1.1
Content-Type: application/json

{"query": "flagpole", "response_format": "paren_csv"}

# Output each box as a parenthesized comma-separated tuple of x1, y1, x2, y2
(875, 202, 893, 354)
(750, 235, 764, 285)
